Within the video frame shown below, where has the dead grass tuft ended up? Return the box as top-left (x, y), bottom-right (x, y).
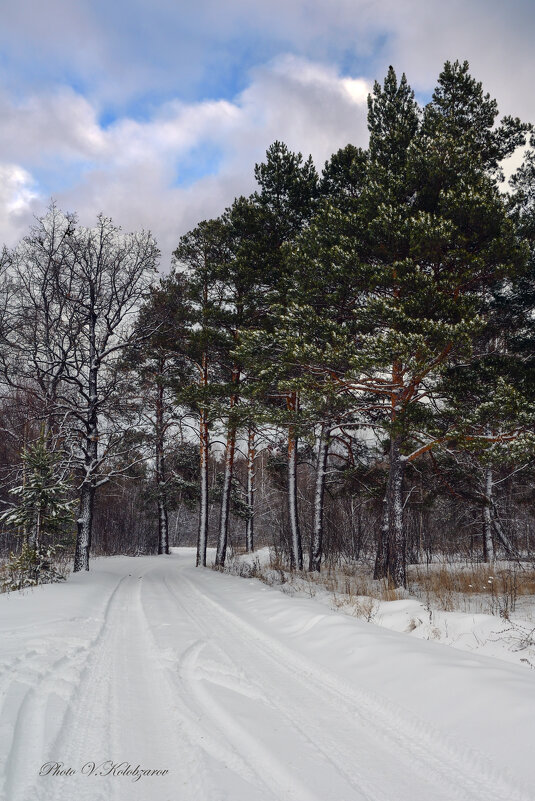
top-left (409, 563), bottom-right (535, 618)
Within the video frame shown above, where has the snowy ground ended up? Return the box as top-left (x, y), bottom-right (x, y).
top-left (1, 549), bottom-right (535, 801)
top-left (230, 549), bottom-right (535, 670)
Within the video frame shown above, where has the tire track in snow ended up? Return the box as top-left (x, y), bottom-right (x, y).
top-left (1, 576), bottom-right (130, 801)
top-left (0, 647), bottom-right (89, 801)
top-left (188, 573), bottom-right (526, 801)
top-left (179, 569), bottom-right (533, 801)
top-left (140, 569), bottom-right (291, 801)
top-left (4, 555), bottom-right (532, 801)
top-left (0, 624), bottom-right (97, 724)
top-left (178, 639), bottom-right (330, 801)
top-left (36, 568), bottom-right (258, 801)
top-left (170, 572), bottom-right (435, 800)
top-left (135, 568), bottom-right (273, 801)
top-left (178, 637), bottom-right (381, 801)
top-left (161, 571), bottom-right (382, 801)
top-left (32, 573), bottom-right (198, 801)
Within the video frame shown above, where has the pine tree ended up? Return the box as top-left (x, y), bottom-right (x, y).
top-left (173, 218), bottom-right (229, 566)
top-left (249, 143), bottom-right (319, 570)
top-left (364, 64), bottom-right (527, 585)
top-left (260, 64), bottom-right (528, 586)
top-left (123, 274), bottom-right (192, 555)
top-left (212, 197), bottom-right (276, 567)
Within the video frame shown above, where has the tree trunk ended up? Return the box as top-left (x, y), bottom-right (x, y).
top-left (27, 516), bottom-right (37, 550)
top-left (157, 495), bottom-right (169, 555)
top-left (491, 500), bottom-right (516, 557)
top-left (215, 426), bottom-right (236, 568)
top-left (215, 368), bottom-right (239, 569)
top-left (287, 391), bottom-right (303, 571)
top-left (74, 480), bottom-right (94, 572)
top-left (374, 438), bottom-right (406, 587)
top-left (21, 419), bottom-right (29, 546)
top-left (245, 426), bottom-right (255, 553)
top-left (374, 490), bottom-right (390, 580)
top-left (387, 439), bottom-right (406, 587)
top-left (196, 347), bottom-right (210, 567)
top-left (34, 510), bottom-right (41, 553)
top-left (309, 422), bottom-right (330, 572)
top-left (155, 378), bottom-right (169, 555)
top-left (482, 466), bottom-right (495, 563)
top-left (197, 410), bottom-right (209, 567)
top-left (73, 311), bottom-right (98, 573)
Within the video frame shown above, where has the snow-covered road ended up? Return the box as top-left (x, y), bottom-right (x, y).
top-left (1, 549), bottom-right (534, 801)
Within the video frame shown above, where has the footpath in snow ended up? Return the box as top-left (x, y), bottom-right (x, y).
top-left (0, 548), bottom-right (534, 801)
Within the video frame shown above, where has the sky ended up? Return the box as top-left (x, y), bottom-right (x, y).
top-left (1, 0), bottom-right (534, 267)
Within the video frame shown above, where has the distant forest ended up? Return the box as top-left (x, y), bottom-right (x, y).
top-left (1, 60), bottom-right (535, 590)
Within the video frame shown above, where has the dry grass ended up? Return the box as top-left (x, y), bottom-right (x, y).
top-left (331, 592), bottom-right (379, 622)
top-left (290, 564), bottom-right (404, 603)
top-left (222, 549), bottom-right (535, 622)
top-left (408, 563), bottom-right (535, 618)
top-left (222, 550), bottom-right (403, 621)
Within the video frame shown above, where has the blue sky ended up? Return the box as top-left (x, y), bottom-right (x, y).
top-left (1, 0), bottom-right (534, 265)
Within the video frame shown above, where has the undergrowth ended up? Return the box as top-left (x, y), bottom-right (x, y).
top-left (0, 543), bottom-right (71, 593)
top-left (220, 549), bottom-right (535, 623)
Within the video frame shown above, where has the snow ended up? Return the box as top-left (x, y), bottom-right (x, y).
top-left (234, 549), bottom-right (535, 669)
top-left (361, 596), bottom-right (535, 666)
top-left (1, 548), bottom-right (535, 800)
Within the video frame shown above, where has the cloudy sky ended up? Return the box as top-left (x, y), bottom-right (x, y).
top-left (1, 0), bottom-right (534, 266)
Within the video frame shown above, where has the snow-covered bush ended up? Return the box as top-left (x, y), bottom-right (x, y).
top-left (0, 434), bottom-right (75, 590)
top-left (0, 542), bottom-right (67, 592)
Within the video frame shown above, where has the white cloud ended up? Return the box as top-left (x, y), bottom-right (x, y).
top-left (342, 78), bottom-right (369, 105)
top-left (0, 57), bottom-right (371, 267)
top-left (0, 165), bottom-right (37, 212)
top-left (0, 89), bottom-right (105, 165)
top-left (0, 163), bottom-right (39, 244)
top-left (2, 0), bottom-right (533, 268)
top-left (2, 0), bottom-right (533, 123)
top-left (380, 1), bottom-right (535, 124)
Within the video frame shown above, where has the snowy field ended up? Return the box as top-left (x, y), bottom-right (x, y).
top-left (1, 549), bottom-right (535, 801)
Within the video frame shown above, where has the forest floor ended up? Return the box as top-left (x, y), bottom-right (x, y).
top-left (1, 548), bottom-right (535, 801)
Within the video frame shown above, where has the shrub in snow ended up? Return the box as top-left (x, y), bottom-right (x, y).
top-left (0, 434), bottom-right (75, 590)
top-left (1, 542), bottom-right (66, 591)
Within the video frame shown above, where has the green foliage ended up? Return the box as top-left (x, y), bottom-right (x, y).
top-left (234, 60), bottom-right (532, 482)
top-left (1, 542), bottom-right (67, 592)
top-left (1, 436), bottom-right (75, 542)
top-left (321, 145), bottom-right (368, 204)
top-left (0, 435), bottom-right (74, 589)
top-left (162, 59), bottom-right (534, 565)
top-left (254, 140), bottom-right (319, 239)
top-left (166, 442), bottom-right (201, 511)
top-left (367, 65), bottom-right (420, 177)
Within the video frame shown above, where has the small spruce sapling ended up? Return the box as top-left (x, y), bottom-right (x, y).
top-left (1, 434), bottom-right (75, 589)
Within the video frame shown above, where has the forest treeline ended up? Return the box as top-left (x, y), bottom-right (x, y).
top-left (1, 60), bottom-right (535, 590)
